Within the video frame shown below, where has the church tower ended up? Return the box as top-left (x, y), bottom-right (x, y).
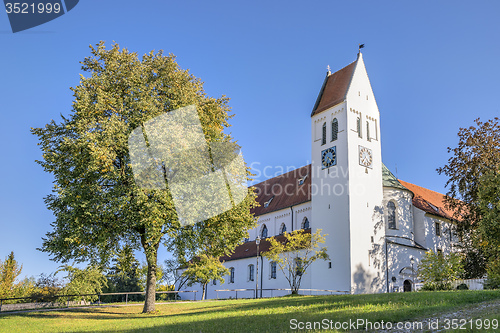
top-left (310, 52), bottom-right (384, 293)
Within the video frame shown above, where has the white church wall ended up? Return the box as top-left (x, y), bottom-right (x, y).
top-left (311, 101), bottom-right (353, 293)
top-left (383, 188), bottom-right (414, 246)
top-left (345, 53), bottom-right (384, 294)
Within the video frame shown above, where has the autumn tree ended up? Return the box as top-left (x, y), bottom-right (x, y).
top-left (182, 254), bottom-right (229, 300)
top-left (0, 252), bottom-right (23, 298)
top-left (417, 250), bottom-right (463, 290)
top-left (437, 117), bottom-right (500, 277)
top-left (261, 229), bottom-right (329, 294)
top-left (32, 42), bottom-right (256, 312)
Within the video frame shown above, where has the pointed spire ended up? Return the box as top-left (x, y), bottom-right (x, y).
top-left (326, 65), bottom-right (331, 75)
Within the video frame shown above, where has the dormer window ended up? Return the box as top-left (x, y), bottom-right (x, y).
top-left (264, 196), bottom-right (274, 208)
top-left (298, 174), bottom-right (308, 185)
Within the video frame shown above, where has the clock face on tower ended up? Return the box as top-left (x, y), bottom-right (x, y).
top-left (321, 147), bottom-right (337, 169)
top-left (359, 146), bottom-right (373, 168)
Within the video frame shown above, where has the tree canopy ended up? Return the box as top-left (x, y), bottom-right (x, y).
top-left (32, 42), bottom-right (257, 312)
top-left (261, 229), bottom-right (329, 294)
top-left (437, 117), bottom-right (500, 277)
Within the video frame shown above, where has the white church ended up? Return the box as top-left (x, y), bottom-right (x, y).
top-left (178, 52), bottom-right (459, 299)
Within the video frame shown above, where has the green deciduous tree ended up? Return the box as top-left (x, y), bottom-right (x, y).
top-left (261, 229), bottom-right (329, 294)
top-left (59, 265), bottom-right (107, 302)
top-left (32, 42), bottom-right (256, 312)
top-left (417, 250), bottom-right (464, 290)
top-left (0, 252), bottom-right (23, 298)
top-left (182, 254), bottom-right (229, 300)
top-left (437, 118), bottom-right (500, 277)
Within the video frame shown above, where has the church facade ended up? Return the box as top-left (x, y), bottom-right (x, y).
top-left (178, 53), bottom-right (459, 299)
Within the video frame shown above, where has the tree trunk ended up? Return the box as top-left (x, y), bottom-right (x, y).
top-left (142, 237), bottom-right (159, 313)
top-left (202, 283), bottom-right (207, 300)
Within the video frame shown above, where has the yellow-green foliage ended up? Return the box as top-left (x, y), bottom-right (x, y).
top-left (262, 229), bottom-right (329, 294)
top-left (418, 250), bottom-right (463, 290)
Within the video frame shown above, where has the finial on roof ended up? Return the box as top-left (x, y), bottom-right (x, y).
top-left (326, 65), bottom-right (331, 75)
top-left (358, 43), bottom-right (365, 53)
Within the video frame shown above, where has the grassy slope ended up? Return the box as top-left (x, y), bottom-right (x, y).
top-left (0, 290), bottom-right (499, 332)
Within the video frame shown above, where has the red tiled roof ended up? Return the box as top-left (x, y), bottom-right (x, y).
top-left (221, 229), bottom-right (311, 262)
top-left (250, 165), bottom-right (311, 216)
top-left (398, 180), bottom-right (456, 220)
top-left (311, 60), bottom-right (357, 116)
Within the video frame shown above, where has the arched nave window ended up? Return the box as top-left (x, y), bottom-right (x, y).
top-left (229, 267), bottom-right (235, 283)
top-left (301, 217), bottom-right (310, 230)
top-left (322, 122), bottom-right (327, 145)
top-left (270, 261), bottom-right (277, 279)
top-left (387, 201), bottom-right (397, 229)
top-left (261, 224), bottom-right (268, 239)
top-left (279, 223), bottom-right (287, 235)
top-left (331, 118), bottom-right (338, 142)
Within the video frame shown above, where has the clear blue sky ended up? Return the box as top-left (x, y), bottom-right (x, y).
top-left (1, 1), bottom-right (499, 279)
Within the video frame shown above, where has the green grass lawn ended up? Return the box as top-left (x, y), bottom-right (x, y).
top-left (1, 290), bottom-right (499, 332)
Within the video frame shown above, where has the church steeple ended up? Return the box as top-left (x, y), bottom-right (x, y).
top-left (311, 59), bottom-right (357, 117)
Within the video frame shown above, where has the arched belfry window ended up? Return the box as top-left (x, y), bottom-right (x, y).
top-left (357, 117), bottom-right (362, 138)
top-left (279, 223), bottom-right (287, 235)
top-left (387, 201), bottom-right (396, 229)
top-left (261, 224), bottom-right (268, 238)
top-left (301, 217), bottom-right (310, 230)
top-left (366, 121), bottom-right (370, 141)
top-left (331, 118), bottom-right (338, 142)
top-left (322, 122), bottom-right (326, 145)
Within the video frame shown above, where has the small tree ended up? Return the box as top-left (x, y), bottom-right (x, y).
top-left (0, 252), bottom-right (23, 298)
top-left (182, 254), bottom-right (229, 300)
top-left (164, 258), bottom-right (189, 291)
top-left (59, 265), bottom-right (107, 303)
top-left (418, 250), bottom-right (464, 290)
top-left (262, 229), bottom-right (329, 294)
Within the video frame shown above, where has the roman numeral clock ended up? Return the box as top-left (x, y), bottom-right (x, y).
top-left (321, 146), bottom-right (337, 169)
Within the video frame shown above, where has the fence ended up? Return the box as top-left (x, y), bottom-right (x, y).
top-left (214, 288), bottom-right (350, 300)
top-left (0, 290), bottom-right (198, 312)
top-left (452, 278), bottom-right (485, 290)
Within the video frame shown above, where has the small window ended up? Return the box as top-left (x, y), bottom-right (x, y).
top-left (366, 121), bottom-right (370, 142)
top-left (437, 249), bottom-right (443, 257)
top-left (387, 201), bottom-right (396, 229)
top-left (322, 122), bottom-right (326, 145)
top-left (331, 118), bottom-right (338, 142)
top-left (212, 279), bottom-right (217, 285)
top-left (270, 262), bottom-right (277, 279)
top-left (263, 196), bottom-right (274, 208)
top-left (248, 264), bottom-right (255, 281)
top-left (357, 117), bottom-right (362, 138)
top-left (261, 224), bottom-right (268, 238)
top-left (301, 217), bottom-right (310, 230)
top-left (279, 223), bottom-right (287, 235)
top-left (230, 267), bottom-right (235, 283)
top-left (435, 222), bottom-right (441, 236)
top-left (328, 262), bottom-right (332, 269)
